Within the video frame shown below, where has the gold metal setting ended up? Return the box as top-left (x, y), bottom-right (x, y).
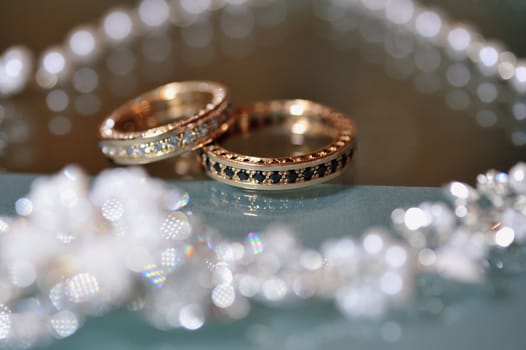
top-left (201, 99), bottom-right (356, 190)
top-left (99, 81), bottom-right (231, 165)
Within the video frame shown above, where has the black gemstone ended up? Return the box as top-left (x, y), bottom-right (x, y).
top-left (348, 148), bottom-right (355, 159)
top-left (224, 167), bottom-right (234, 179)
top-left (287, 170), bottom-right (298, 183)
top-left (213, 162), bottom-right (222, 174)
top-left (303, 167), bottom-right (314, 181)
top-left (331, 159), bottom-right (339, 173)
top-left (317, 164), bottom-right (327, 177)
top-left (341, 153), bottom-right (348, 167)
top-left (237, 170), bottom-right (249, 181)
top-left (269, 171), bottom-right (281, 184)
top-left (253, 171), bottom-right (266, 183)
top-left (205, 157), bottom-right (211, 170)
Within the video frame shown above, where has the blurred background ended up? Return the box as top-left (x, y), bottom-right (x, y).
top-left (0, 0), bottom-right (524, 186)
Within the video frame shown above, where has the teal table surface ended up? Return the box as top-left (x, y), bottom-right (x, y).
top-left (0, 173), bottom-right (525, 350)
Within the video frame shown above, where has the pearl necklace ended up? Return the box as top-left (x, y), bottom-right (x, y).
top-left (0, 0), bottom-right (219, 97)
top-left (0, 0), bottom-right (525, 347)
top-left (1, 0), bottom-right (525, 99)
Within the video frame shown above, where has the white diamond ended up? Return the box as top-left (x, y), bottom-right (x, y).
top-left (103, 146), bottom-right (116, 156)
top-left (167, 135), bottom-right (180, 148)
top-left (117, 148), bottom-right (127, 157)
top-left (140, 143), bottom-right (153, 154)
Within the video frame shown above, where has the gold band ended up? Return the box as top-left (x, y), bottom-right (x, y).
top-left (99, 81), bottom-right (231, 165)
top-left (201, 100), bottom-right (356, 190)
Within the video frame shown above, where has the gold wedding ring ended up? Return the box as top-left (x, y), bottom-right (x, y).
top-left (201, 100), bottom-right (356, 190)
top-left (99, 81), bottom-right (231, 165)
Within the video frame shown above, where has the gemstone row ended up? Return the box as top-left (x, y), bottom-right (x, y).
top-left (204, 132), bottom-right (354, 168)
top-left (101, 114), bottom-right (225, 160)
top-left (203, 148), bottom-right (354, 185)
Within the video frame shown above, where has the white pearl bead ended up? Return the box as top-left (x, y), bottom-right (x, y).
top-left (138, 0), bottom-right (171, 28)
top-left (66, 26), bottom-right (101, 62)
top-left (415, 10), bottom-right (443, 39)
top-left (384, 0), bottom-right (414, 25)
top-left (102, 8), bottom-right (135, 43)
top-left (39, 47), bottom-right (70, 83)
top-left (477, 43), bottom-right (502, 76)
top-left (445, 25), bottom-right (474, 59)
top-left (72, 67), bottom-right (99, 93)
top-left (512, 100), bottom-right (526, 121)
top-left (0, 46), bottom-right (33, 97)
top-left (46, 89), bottom-right (69, 112)
top-left (509, 162), bottom-right (526, 194)
top-left (476, 81), bottom-right (498, 103)
top-left (497, 51), bottom-right (517, 80)
top-left (511, 60), bottom-right (526, 93)
top-left (446, 63), bottom-right (471, 87)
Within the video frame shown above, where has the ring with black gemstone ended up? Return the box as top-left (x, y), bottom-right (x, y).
top-left (201, 99), bottom-right (356, 190)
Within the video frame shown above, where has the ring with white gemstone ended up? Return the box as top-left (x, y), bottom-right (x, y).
top-left (202, 99), bottom-right (357, 190)
top-left (99, 81), bottom-right (231, 165)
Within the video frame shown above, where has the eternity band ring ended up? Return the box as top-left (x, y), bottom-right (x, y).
top-left (99, 81), bottom-right (231, 165)
top-left (201, 99), bottom-right (356, 190)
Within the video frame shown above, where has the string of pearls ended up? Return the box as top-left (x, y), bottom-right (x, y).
top-left (317, 0), bottom-right (526, 89)
top-left (0, 162), bottom-right (524, 346)
top-left (2, 0), bottom-right (526, 135)
top-left (3, 0), bottom-right (526, 101)
top-left (316, 0), bottom-right (526, 145)
top-left (0, 0), bottom-right (276, 98)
